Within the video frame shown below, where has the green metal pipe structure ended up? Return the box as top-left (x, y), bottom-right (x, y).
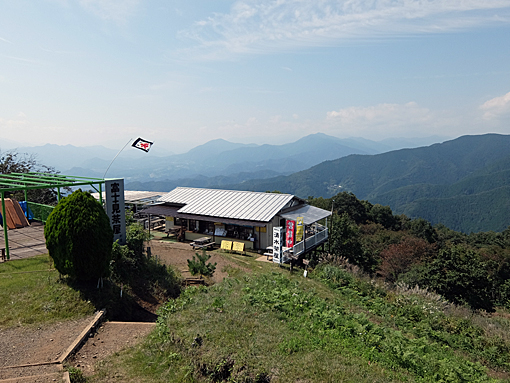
top-left (0, 172), bottom-right (109, 261)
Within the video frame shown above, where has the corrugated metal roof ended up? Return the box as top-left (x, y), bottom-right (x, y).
top-left (143, 204), bottom-right (267, 227)
top-left (280, 204), bottom-right (332, 226)
top-left (158, 187), bottom-right (295, 222)
top-left (91, 191), bottom-right (163, 204)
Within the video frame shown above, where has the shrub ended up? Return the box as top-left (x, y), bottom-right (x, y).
top-left (378, 237), bottom-right (437, 282)
top-left (187, 251), bottom-right (217, 277)
top-left (400, 245), bottom-right (494, 311)
top-left (110, 221), bottom-right (181, 299)
top-left (44, 189), bottom-right (113, 281)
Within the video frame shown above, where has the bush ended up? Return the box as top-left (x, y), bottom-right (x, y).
top-left (400, 245), bottom-right (494, 311)
top-left (110, 221), bottom-right (181, 299)
top-left (187, 251), bottom-right (217, 277)
top-left (44, 189), bottom-right (113, 281)
top-left (378, 237), bottom-right (437, 282)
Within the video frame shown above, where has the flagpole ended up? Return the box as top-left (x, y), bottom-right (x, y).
top-left (103, 138), bottom-right (133, 179)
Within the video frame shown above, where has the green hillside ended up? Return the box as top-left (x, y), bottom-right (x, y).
top-left (229, 134), bottom-right (510, 233)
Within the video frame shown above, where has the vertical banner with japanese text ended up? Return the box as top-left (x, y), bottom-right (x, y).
top-left (273, 226), bottom-right (284, 264)
top-left (286, 220), bottom-right (296, 247)
top-left (105, 179), bottom-right (126, 245)
top-left (295, 217), bottom-right (304, 243)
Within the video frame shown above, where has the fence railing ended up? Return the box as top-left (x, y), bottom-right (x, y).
top-left (26, 202), bottom-right (54, 223)
top-left (292, 227), bottom-right (329, 257)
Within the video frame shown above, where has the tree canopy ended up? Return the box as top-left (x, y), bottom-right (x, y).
top-left (0, 150), bottom-right (62, 204)
top-left (44, 189), bottom-right (113, 281)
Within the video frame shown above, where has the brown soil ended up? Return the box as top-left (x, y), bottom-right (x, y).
top-left (148, 239), bottom-right (245, 284)
top-left (68, 321), bottom-right (156, 376)
top-left (0, 316), bottom-right (97, 368)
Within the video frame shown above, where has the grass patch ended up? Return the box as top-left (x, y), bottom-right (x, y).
top-left (89, 273), bottom-right (411, 382)
top-left (313, 264), bottom-right (510, 376)
top-left (90, 264), bottom-right (510, 382)
top-left (0, 255), bottom-right (96, 328)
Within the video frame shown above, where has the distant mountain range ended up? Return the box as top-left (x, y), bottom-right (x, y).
top-left (14, 132), bottom-right (508, 233)
top-left (224, 134), bottom-right (510, 233)
top-left (3, 133), bottom-right (448, 185)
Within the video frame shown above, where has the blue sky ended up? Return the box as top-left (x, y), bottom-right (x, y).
top-left (1, 0), bottom-right (510, 152)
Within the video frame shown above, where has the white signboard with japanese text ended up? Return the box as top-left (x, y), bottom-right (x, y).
top-left (105, 179), bottom-right (126, 245)
top-left (272, 226), bottom-right (284, 264)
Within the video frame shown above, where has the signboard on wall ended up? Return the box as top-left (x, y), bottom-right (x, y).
top-left (286, 220), bottom-right (296, 247)
top-left (273, 226), bottom-right (284, 264)
top-left (295, 217), bottom-right (304, 242)
top-left (105, 179), bottom-right (126, 245)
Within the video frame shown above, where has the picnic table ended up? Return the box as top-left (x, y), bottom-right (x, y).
top-left (191, 236), bottom-right (215, 250)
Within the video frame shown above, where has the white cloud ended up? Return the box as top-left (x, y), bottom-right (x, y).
top-left (480, 91), bottom-right (510, 119)
top-left (179, 0), bottom-right (510, 59)
top-left (196, 102), bottom-right (466, 145)
top-left (328, 101), bottom-right (430, 123)
top-left (79, 0), bottom-right (140, 24)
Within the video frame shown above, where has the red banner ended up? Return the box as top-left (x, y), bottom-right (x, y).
top-left (286, 220), bottom-right (296, 247)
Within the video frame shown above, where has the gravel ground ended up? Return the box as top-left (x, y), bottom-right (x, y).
top-left (0, 315), bottom-right (96, 368)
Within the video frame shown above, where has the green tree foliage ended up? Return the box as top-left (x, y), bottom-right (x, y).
top-left (434, 223), bottom-right (467, 247)
top-left (369, 204), bottom-right (400, 230)
top-left (187, 250), bottom-right (217, 277)
top-left (400, 245), bottom-right (494, 311)
top-left (44, 189), bottom-right (113, 281)
top-left (110, 218), bottom-right (151, 280)
top-left (310, 191), bottom-right (371, 224)
top-left (328, 213), bottom-right (375, 271)
top-left (110, 220), bottom-right (181, 299)
top-left (0, 150), bottom-right (63, 205)
top-left (311, 188), bottom-right (510, 310)
top-left (409, 218), bottom-right (438, 243)
top-left (333, 192), bottom-right (372, 224)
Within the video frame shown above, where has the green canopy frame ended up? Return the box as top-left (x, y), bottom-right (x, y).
top-left (0, 172), bottom-right (107, 260)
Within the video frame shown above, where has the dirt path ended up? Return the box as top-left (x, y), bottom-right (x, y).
top-left (0, 315), bottom-right (96, 368)
top-left (148, 239), bottom-right (247, 283)
top-left (68, 321), bottom-right (156, 376)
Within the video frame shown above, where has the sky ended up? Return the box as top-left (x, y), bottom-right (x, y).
top-left (1, 0), bottom-right (510, 153)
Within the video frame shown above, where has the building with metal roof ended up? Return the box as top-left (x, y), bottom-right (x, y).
top-left (143, 187), bottom-right (331, 259)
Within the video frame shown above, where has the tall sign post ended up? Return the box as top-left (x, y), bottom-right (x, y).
top-left (105, 179), bottom-right (126, 245)
top-left (273, 226), bottom-right (284, 264)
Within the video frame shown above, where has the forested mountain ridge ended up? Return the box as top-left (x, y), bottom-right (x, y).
top-left (227, 134), bottom-right (510, 233)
